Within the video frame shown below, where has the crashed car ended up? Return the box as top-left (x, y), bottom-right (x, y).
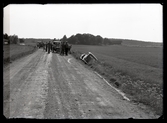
top-left (80, 52), bottom-right (98, 64)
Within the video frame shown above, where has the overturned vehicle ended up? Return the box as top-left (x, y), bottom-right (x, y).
top-left (80, 52), bottom-right (98, 64)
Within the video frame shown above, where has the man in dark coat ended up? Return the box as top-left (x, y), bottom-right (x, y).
top-left (64, 41), bottom-right (68, 56)
top-left (61, 41), bottom-right (65, 55)
top-left (48, 41), bottom-right (51, 54)
top-left (50, 41), bottom-right (53, 53)
top-left (45, 42), bottom-right (48, 52)
top-left (68, 44), bottom-right (72, 54)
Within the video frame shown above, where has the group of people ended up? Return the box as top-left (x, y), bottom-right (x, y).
top-left (43, 41), bottom-right (52, 54)
top-left (39, 40), bottom-right (72, 56)
top-left (59, 41), bottom-right (70, 56)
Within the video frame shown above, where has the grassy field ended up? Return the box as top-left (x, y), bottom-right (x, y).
top-left (3, 44), bottom-right (37, 65)
top-left (3, 38), bottom-right (51, 65)
top-left (71, 43), bottom-right (163, 115)
top-left (121, 40), bottom-right (163, 47)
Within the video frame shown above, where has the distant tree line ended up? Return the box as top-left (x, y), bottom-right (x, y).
top-left (66, 33), bottom-right (122, 45)
top-left (3, 33), bottom-right (24, 44)
top-left (3, 33), bottom-right (124, 45)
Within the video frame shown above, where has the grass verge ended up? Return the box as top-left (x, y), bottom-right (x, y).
top-left (71, 50), bottom-right (163, 116)
top-left (3, 44), bottom-right (37, 66)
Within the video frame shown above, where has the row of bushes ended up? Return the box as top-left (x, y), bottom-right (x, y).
top-left (3, 33), bottom-right (24, 44)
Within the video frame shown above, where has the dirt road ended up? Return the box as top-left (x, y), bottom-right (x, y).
top-left (3, 49), bottom-right (158, 119)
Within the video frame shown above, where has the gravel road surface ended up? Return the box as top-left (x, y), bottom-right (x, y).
top-left (3, 49), bottom-right (158, 119)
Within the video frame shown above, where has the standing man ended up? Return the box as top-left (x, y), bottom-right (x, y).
top-left (61, 35), bottom-right (67, 56)
top-left (59, 42), bottom-right (62, 55)
top-left (43, 42), bottom-right (45, 51)
top-left (48, 41), bottom-right (51, 54)
top-left (68, 44), bottom-right (72, 54)
top-left (65, 41), bottom-right (68, 56)
top-left (51, 42), bottom-right (53, 53)
top-left (45, 42), bottom-right (48, 52)
top-left (60, 41), bottom-right (64, 55)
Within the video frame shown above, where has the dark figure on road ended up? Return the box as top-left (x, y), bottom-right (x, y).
top-left (43, 42), bottom-right (45, 51)
top-left (50, 42), bottom-right (53, 53)
top-left (60, 41), bottom-right (65, 56)
top-left (45, 42), bottom-right (48, 52)
top-left (59, 42), bottom-right (62, 55)
top-left (49, 42), bottom-right (51, 53)
top-left (48, 41), bottom-right (51, 54)
top-left (62, 42), bottom-right (66, 55)
top-left (65, 41), bottom-right (68, 56)
top-left (68, 44), bottom-right (72, 54)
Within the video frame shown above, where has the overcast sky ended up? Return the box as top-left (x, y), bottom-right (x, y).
top-left (3, 4), bottom-right (162, 42)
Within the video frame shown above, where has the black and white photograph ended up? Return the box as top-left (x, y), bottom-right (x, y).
top-left (3, 4), bottom-right (163, 119)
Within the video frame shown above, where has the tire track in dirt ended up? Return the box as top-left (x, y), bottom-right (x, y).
top-left (3, 50), bottom-right (41, 118)
top-left (45, 54), bottom-right (80, 119)
top-left (61, 55), bottom-right (123, 118)
top-left (4, 50), bottom-right (52, 118)
top-left (44, 53), bottom-right (65, 119)
top-left (58, 55), bottom-right (101, 119)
